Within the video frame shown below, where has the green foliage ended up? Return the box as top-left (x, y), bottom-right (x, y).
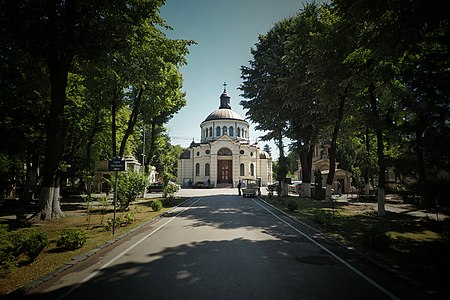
top-left (287, 200), bottom-right (298, 212)
top-left (0, 229), bottom-right (48, 270)
top-left (117, 171), bottom-right (147, 211)
top-left (151, 200), bottom-right (163, 212)
top-left (164, 182), bottom-right (179, 199)
top-left (57, 228), bottom-right (87, 250)
top-left (98, 196), bottom-right (110, 224)
top-left (1, 0), bottom-right (192, 218)
top-left (104, 213), bottom-right (135, 231)
top-left (22, 232), bottom-right (48, 261)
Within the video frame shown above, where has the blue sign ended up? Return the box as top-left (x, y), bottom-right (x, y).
top-left (108, 157), bottom-right (125, 171)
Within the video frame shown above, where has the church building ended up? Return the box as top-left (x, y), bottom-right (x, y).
top-left (177, 86), bottom-right (272, 188)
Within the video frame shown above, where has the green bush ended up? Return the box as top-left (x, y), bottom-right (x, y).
top-left (164, 182), bottom-right (180, 198)
top-left (57, 228), bottom-right (87, 250)
top-left (0, 237), bottom-right (19, 270)
top-left (361, 226), bottom-right (392, 250)
top-left (151, 200), bottom-right (163, 212)
top-left (117, 171), bottom-right (147, 210)
top-left (123, 212), bottom-right (135, 225)
top-left (104, 213), bottom-right (135, 231)
top-left (0, 230), bottom-right (48, 269)
top-left (287, 200), bottom-right (298, 212)
top-left (22, 232), bottom-right (48, 261)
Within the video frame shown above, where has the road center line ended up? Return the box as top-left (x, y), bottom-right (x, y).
top-left (252, 198), bottom-right (399, 300)
top-left (56, 197), bottom-right (202, 300)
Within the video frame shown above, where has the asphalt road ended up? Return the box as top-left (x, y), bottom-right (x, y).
top-left (22, 193), bottom-right (429, 300)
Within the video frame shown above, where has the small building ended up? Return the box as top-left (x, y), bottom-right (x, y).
top-left (297, 144), bottom-right (352, 193)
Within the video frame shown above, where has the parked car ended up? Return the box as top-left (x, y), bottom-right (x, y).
top-left (288, 181), bottom-right (302, 193)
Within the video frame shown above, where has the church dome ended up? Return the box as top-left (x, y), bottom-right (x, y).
top-left (202, 86), bottom-right (246, 122)
top-left (203, 108), bottom-right (245, 122)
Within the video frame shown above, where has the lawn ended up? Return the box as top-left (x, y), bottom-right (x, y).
top-left (0, 196), bottom-right (187, 295)
top-left (262, 195), bottom-right (450, 296)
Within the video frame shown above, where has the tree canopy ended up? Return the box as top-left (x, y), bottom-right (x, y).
top-left (240, 0), bottom-right (450, 211)
top-left (0, 0), bottom-right (193, 220)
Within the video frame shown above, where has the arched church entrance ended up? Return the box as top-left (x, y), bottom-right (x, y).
top-left (217, 148), bottom-right (232, 184)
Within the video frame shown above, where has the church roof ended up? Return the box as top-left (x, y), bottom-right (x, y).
top-left (179, 150), bottom-right (191, 159)
top-left (203, 108), bottom-right (245, 122)
top-left (203, 86), bottom-right (246, 122)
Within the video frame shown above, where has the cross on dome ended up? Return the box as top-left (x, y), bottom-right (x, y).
top-left (223, 82), bottom-right (227, 92)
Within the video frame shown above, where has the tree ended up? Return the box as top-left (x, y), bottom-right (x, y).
top-left (2, 0), bottom-right (166, 220)
top-left (0, 45), bottom-right (48, 200)
top-left (263, 144), bottom-right (272, 157)
top-left (282, 3), bottom-right (329, 198)
top-left (240, 19), bottom-right (293, 195)
top-left (334, 0), bottom-right (450, 213)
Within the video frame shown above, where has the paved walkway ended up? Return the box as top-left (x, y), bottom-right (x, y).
top-left (333, 193), bottom-right (448, 221)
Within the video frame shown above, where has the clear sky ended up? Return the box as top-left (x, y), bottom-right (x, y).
top-left (160, 0), bottom-right (307, 159)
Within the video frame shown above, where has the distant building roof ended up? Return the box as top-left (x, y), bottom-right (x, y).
top-left (179, 150), bottom-right (191, 159)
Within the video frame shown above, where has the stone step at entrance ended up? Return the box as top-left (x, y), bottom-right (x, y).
top-left (216, 183), bottom-right (233, 188)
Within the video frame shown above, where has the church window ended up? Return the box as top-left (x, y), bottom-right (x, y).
top-left (237, 127), bottom-right (240, 137)
top-left (240, 163), bottom-right (245, 176)
top-left (216, 126), bottom-right (221, 136)
top-left (195, 163), bottom-right (200, 176)
top-left (240, 150), bottom-right (244, 155)
top-left (197, 151), bottom-right (200, 156)
top-left (205, 163), bottom-right (210, 176)
top-left (205, 129), bottom-right (208, 138)
top-left (223, 126), bottom-right (227, 135)
top-left (205, 150), bottom-right (210, 154)
top-left (209, 127), bottom-right (212, 137)
top-left (229, 126), bottom-right (234, 136)
top-left (250, 152), bottom-right (253, 157)
top-left (250, 163), bottom-right (254, 176)
top-left (218, 148), bottom-right (232, 156)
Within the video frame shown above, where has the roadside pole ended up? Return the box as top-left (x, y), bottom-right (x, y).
top-left (108, 157), bottom-right (125, 235)
top-left (113, 171), bottom-right (118, 235)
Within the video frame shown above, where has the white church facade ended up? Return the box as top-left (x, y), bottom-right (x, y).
top-left (177, 87), bottom-right (272, 188)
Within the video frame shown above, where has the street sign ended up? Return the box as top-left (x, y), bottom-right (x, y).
top-left (108, 157), bottom-right (125, 171)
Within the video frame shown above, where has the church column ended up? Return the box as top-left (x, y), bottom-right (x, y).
top-left (211, 153), bottom-right (218, 187)
top-left (233, 153), bottom-right (240, 187)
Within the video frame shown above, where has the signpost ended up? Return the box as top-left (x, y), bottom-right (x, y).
top-left (108, 157), bottom-right (125, 235)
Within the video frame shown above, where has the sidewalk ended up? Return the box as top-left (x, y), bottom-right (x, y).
top-left (333, 193), bottom-right (448, 221)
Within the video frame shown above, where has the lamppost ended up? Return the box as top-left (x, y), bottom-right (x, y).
top-left (141, 126), bottom-right (146, 198)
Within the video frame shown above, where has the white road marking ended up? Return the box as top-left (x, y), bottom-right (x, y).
top-left (56, 198), bottom-right (202, 300)
top-left (252, 198), bottom-right (400, 300)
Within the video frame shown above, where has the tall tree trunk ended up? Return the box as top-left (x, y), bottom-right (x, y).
top-left (299, 143), bottom-right (314, 198)
top-left (118, 88), bottom-right (144, 157)
top-left (275, 129), bottom-right (288, 196)
top-left (36, 52), bottom-right (72, 220)
top-left (326, 87), bottom-right (347, 202)
top-left (369, 83), bottom-right (386, 216)
top-left (364, 126), bottom-right (371, 199)
top-left (35, 0), bottom-right (76, 220)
